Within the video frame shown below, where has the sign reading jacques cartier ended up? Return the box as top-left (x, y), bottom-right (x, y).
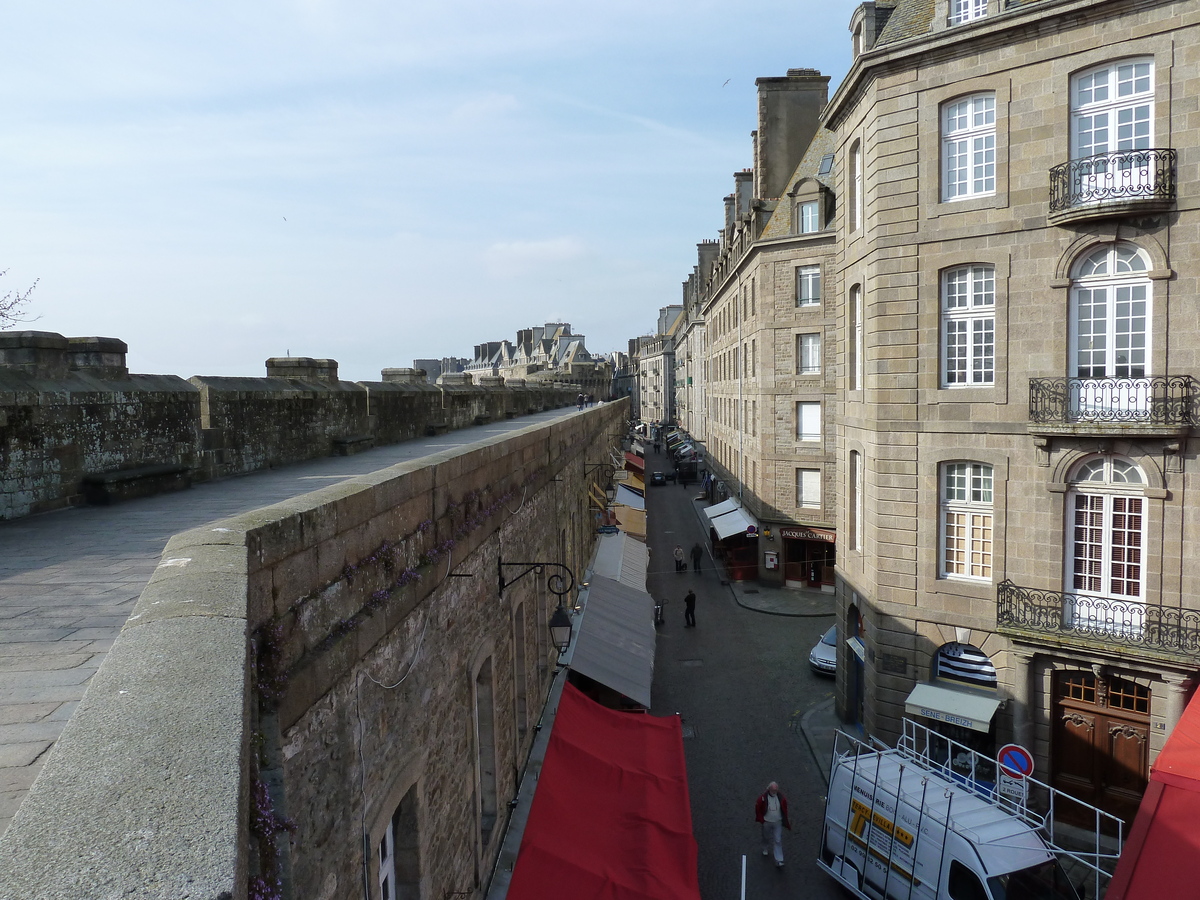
top-left (778, 526), bottom-right (836, 543)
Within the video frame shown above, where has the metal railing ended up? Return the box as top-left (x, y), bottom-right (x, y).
top-left (997, 580), bottom-right (1200, 659)
top-left (1028, 375), bottom-right (1198, 425)
top-left (1049, 148), bottom-right (1176, 212)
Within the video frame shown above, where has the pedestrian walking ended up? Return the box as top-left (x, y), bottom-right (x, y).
top-left (576, 392), bottom-right (584, 411)
top-left (683, 589), bottom-right (696, 626)
top-left (673, 544), bottom-right (685, 572)
top-left (690, 542), bottom-right (703, 573)
top-left (755, 782), bottom-right (791, 867)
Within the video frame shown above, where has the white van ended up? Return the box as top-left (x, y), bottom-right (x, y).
top-left (819, 721), bottom-right (1123, 900)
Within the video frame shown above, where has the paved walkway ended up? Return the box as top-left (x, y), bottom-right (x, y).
top-left (0, 407), bottom-right (579, 837)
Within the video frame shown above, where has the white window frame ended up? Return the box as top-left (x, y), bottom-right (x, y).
top-left (1071, 59), bottom-right (1153, 160)
top-left (796, 265), bottom-right (821, 307)
top-left (940, 462), bottom-right (993, 581)
top-left (797, 467), bottom-right (821, 509)
top-left (1065, 456), bottom-right (1147, 633)
top-left (800, 200), bottom-right (820, 233)
top-left (1069, 242), bottom-right (1152, 383)
top-left (850, 142), bottom-right (862, 231)
top-left (949, 0), bottom-right (987, 25)
top-left (796, 402), bottom-right (821, 442)
top-left (941, 265), bottom-right (995, 387)
top-left (378, 816), bottom-right (396, 900)
top-left (798, 333), bottom-right (821, 375)
top-left (942, 93), bottom-right (996, 200)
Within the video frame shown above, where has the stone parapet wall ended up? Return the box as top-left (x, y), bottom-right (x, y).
top-left (0, 401), bottom-right (627, 899)
top-left (0, 368), bottom-right (201, 520)
top-left (0, 332), bottom-right (576, 520)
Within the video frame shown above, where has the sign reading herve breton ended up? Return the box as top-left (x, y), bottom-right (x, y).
top-left (779, 526), bottom-right (836, 543)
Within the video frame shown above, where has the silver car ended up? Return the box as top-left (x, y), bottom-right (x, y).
top-left (809, 625), bottom-right (837, 675)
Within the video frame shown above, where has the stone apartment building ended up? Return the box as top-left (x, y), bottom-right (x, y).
top-left (636, 306), bottom-right (683, 425)
top-left (676, 69), bottom-right (843, 590)
top-left (827, 0), bottom-right (1200, 828)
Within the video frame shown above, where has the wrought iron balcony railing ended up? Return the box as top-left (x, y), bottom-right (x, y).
top-left (997, 580), bottom-right (1200, 660)
top-left (1028, 376), bottom-right (1198, 426)
top-left (1049, 148), bottom-right (1176, 213)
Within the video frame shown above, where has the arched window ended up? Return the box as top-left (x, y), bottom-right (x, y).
top-left (1066, 454), bottom-right (1147, 633)
top-left (1069, 243), bottom-right (1152, 417)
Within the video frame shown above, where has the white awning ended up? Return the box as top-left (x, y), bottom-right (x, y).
top-left (904, 682), bottom-right (1001, 734)
top-left (703, 498), bottom-right (741, 520)
top-left (711, 507), bottom-right (755, 540)
top-left (614, 485), bottom-right (645, 510)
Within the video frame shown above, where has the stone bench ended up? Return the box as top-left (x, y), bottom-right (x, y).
top-left (332, 434), bottom-right (374, 456)
top-left (81, 463), bottom-right (192, 506)
top-left (425, 421), bottom-right (449, 436)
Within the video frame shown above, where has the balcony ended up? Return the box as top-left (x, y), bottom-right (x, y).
top-left (1028, 375), bottom-right (1197, 438)
top-left (1048, 148), bottom-right (1176, 224)
top-left (997, 580), bottom-right (1200, 663)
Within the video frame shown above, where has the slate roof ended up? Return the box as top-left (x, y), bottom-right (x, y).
top-left (758, 127), bottom-right (840, 239)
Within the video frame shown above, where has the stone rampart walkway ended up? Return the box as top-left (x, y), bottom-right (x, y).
top-left (0, 407), bottom-right (578, 837)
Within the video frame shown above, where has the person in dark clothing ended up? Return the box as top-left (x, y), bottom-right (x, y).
top-left (690, 542), bottom-right (703, 572)
top-left (683, 589), bottom-right (696, 626)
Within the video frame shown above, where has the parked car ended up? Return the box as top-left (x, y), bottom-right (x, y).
top-left (650, 471), bottom-right (666, 486)
top-left (809, 625), bottom-right (837, 675)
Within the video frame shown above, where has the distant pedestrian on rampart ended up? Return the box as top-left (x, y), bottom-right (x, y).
top-left (577, 393), bottom-right (585, 410)
top-left (755, 782), bottom-right (791, 867)
top-left (683, 589), bottom-right (696, 626)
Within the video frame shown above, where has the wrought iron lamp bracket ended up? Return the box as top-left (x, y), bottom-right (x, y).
top-left (497, 559), bottom-right (576, 598)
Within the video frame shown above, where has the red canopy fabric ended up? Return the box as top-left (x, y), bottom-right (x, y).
top-left (1107, 691), bottom-right (1200, 900)
top-left (505, 682), bottom-right (700, 900)
top-left (624, 451), bottom-right (645, 472)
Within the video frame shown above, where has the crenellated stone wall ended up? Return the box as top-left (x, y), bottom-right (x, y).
top-left (0, 400), bottom-right (627, 900)
top-left (0, 333), bottom-right (575, 520)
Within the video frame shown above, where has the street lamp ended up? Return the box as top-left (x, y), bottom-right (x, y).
top-left (548, 602), bottom-right (574, 654)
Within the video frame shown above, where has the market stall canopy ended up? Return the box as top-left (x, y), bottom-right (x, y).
top-left (566, 576), bottom-right (655, 709)
top-left (1108, 692), bottom-right (1200, 900)
top-left (903, 682), bottom-right (1001, 734)
top-left (505, 683), bottom-right (700, 900)
top-left (614, 485), bottom-right (645, 510)
top-left (592, 531), bottom-right (649, 592)
top-left (624, 451), bottom-right (645, 472)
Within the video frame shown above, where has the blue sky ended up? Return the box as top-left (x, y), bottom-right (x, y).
top-left (1, 1), bottom-right (853, 381)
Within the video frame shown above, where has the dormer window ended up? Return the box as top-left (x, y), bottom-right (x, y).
top-left (800, 201), bottom-right (820, 233)
top-left (949, 0), bottom-right (987, 25)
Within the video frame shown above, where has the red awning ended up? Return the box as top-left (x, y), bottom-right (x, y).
top-left (1108, 691), bottom-right (1200, 900)
top-left (624, 451), bottom-right (645, 472)
top-left (506, 682), bottom-right (700, 900)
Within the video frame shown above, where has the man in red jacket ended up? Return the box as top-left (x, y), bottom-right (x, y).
top-left (754, 781), bottom-right (791, 867)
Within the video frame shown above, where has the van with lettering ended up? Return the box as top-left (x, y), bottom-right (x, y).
top-left (818, 720), bottom-right (1124, 900)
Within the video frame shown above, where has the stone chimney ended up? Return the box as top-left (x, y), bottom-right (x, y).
top-left (68, 337), bottom-right (129, 378)
top-left (753, 68), bottom-right (830, 201)
top-left (265, 357), bottom-right (339, 382)
top-left (0, 331), bottom-right (70, 379)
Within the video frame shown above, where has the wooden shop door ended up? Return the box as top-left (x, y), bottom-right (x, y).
top-left (1053, 670), bottom-right (1150, 829)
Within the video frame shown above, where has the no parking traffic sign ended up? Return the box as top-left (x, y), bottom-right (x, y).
top-left (997, 743), bottom-right (1035, 779)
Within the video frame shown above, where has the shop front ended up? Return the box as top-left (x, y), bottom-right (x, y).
top-left (780, 526), bottom-right (836, 591)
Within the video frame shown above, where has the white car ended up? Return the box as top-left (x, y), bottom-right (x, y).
top-left (809, 625), bottom-right (837, 675)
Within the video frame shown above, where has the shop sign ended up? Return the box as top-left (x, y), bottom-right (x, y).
top-left (779, 526), bottom-right (836, 543)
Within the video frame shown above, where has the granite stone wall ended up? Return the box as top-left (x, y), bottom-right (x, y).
top-left (0, 400), bottom-right (626, 900)
top-left (0, 332), bottom-right (574, 520)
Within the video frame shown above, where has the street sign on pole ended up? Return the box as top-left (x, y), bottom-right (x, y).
top-left (997, 743), bottom-right (1035, 779)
